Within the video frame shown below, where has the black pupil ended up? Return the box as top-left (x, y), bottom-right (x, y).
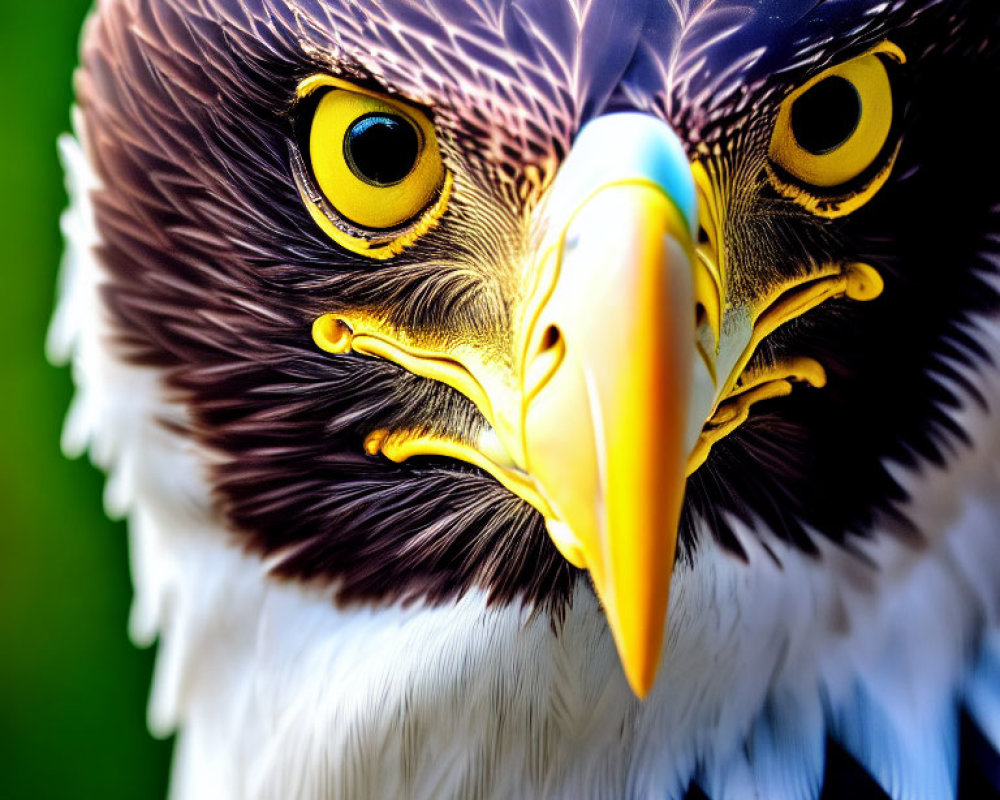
top-left (790, 76), bottom-right (862, 155)
top-left (344, 113), bottom-right (419, 186)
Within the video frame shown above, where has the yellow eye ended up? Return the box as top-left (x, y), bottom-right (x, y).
top-left (768, 42), bottom-right (905, 217)
top-left (294, 76), bottom-right (451, 259)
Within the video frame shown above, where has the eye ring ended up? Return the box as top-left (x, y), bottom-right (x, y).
top-left (767, 41), bottom-right (906, 218)
top-left (293, 75), bottom-right (452, 259)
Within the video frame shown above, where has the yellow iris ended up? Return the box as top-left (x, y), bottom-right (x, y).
top-left (768, 41), bottom-right (905, 216)
top-left (296, 75), bottom-right (450, 258)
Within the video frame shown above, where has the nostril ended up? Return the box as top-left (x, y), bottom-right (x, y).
top-left (539, 325), bottom-right (561, 353)
top-left (695, 303), bottom-right (708, 329)
top-left (527, 325), bottom-right (565, 397)
top-left (697, 226), bottom-right (710, 246)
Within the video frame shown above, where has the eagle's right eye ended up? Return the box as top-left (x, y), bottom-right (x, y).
top-left (308, 85), bottom-right (443, 230)
top-left (292, 75), bottom-right (452, 259)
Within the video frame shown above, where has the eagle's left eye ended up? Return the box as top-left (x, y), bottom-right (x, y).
top-left (293, 76), bottom-right (451, 258)
top-left (767, 42), bottom-right (906, 217)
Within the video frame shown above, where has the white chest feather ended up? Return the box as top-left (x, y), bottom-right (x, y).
top-left (51, 130), bottom-right (1000, 800)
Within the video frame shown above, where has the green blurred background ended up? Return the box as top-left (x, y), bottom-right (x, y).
top-left (0, 1), bottom-right (173, 796)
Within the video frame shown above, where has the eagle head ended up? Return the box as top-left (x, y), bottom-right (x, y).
top-left (60, 0), bottom-right (1000, 792)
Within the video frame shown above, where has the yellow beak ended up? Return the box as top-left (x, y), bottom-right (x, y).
top-left (313, 114), bottom-right (707, 698)
top-left (520, 182), bottom-right (695, 696)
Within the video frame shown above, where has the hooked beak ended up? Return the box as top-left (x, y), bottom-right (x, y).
top-left (519, 181), bottom-right (697, 696)
top-left (313, 114), bottom-right (716, 697)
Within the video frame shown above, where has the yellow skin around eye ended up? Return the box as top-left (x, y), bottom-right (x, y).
top-left (770, 51), bottom-right (894, 188)
top-left (309, 88), bottom-right (444, 229)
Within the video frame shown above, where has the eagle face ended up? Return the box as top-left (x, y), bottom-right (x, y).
top-left (60, 0), bottom-right (1000, 794)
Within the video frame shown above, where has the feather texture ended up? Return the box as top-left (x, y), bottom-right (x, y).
top-left (52, 1), bottom-right (1000, 797)
top-left (55, 126), bottom-right (1000, 798)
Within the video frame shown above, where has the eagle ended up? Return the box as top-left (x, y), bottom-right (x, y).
top-left (49, 0), bottom-right (1000, 797)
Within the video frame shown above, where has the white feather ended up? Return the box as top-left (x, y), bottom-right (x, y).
top-left (52, 126), bottom-right (1000, 800)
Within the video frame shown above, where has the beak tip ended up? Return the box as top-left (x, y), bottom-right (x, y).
top-left (621, 649), bottom-right (661, 699)
top-left (606, 601), bottom-right (668, 701)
